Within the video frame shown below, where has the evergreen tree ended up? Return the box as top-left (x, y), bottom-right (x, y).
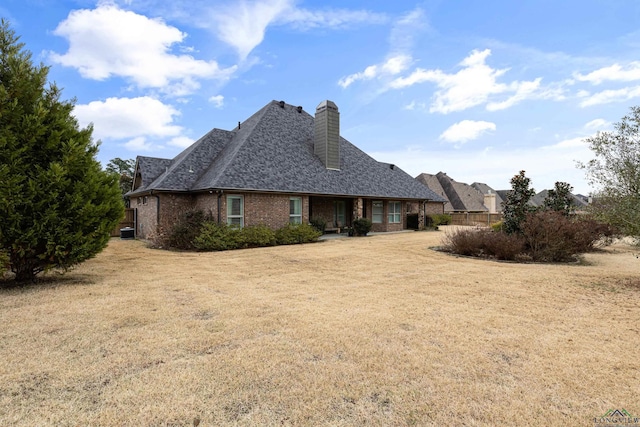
top-left (502, 170), bottom-right (536, 234)
top-left (106, 157), bottom-right (135, 199)
top-left (543, 181), bottom-right (575, 216)
top-left (0, 20), bottom-right (123, 281)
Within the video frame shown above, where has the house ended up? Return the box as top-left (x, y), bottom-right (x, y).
top-left (529, 189), bottom-right (590, 211)
top-left (471, 182), bottom-right (505, 213)
top-left (128, 100), bottom-right (446, 240)
top-left (415, 172), bottom-right (491, 213)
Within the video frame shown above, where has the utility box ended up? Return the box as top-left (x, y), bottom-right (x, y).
top-left (120, 227), bottom-right (135, 240)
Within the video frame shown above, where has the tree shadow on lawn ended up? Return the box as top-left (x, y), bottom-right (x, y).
top-left (0, 271), bottom-right (95, 292)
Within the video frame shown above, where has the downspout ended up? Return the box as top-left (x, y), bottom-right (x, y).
top-left (216, 190), bottom-right (224, 224)
top-left (150, 190), bottom-right (160, 231)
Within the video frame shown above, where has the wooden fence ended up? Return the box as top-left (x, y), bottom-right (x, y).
top-left (110, 208), bottom-right (136, 237)
top-left (449, 212), bottom-right (502, 227)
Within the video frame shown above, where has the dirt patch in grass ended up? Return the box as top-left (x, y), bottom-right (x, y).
top-left (1, 227), bottom-right (639, 426)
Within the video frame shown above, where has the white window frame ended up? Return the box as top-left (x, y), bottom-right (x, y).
top-left (372, 200), bottom-right (383, 224)
top-left (388, 201), bottom-right (401, 224)
top-left (290, 197), bottom-right (302, 224)
top-left (227, 195), bottom-right (244, 227)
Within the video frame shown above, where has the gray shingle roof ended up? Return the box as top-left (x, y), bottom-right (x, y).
top-left (130, 156), bottom-right (173, 194)
top-left (530, 189), bottom-right (589, 208)
top-left (416, 172), bottom-right (486, 212)
top-left (471, 182), bottom-right (505, 212)
top-left (130, 100), bottom-right (445, 201)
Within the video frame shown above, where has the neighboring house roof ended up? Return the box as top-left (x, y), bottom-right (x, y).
top-left (471, 182), bottom-right (505, 212)
top-left (415, 173), bottom-right (451, 210)
top-left (416, 172), bottom-right (487, 212)
top-left (529, 190), bottom-right (590, 209)
top-left (130, 100), bottom-right (445, 201)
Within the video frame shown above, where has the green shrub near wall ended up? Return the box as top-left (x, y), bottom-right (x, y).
top-left (241, 225), bottom-right (277, 247)
top-left (429, 214), bottom-right (452, 226)
top-left (275, 224), bottom-right (322, 245)
top-left (193, 223), bottom-right (245, 251)
top-left (353, 218), bottom-right (372, 236)
top-left (0, 249), bottom-right (9, 275)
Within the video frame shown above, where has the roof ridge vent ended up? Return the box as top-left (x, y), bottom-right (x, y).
top-left (297, 106), bottom-right (302, 113)
top-left (279, 100), bottom-right (285, 108)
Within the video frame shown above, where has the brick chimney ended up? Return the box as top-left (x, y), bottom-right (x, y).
top-left (314, 100), bottom-right (340, 170)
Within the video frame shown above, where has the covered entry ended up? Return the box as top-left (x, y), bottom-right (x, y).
top-left (309, 196), bottom-right (354, 232)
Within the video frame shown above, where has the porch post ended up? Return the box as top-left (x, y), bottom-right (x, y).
top-left (419, 201), bottom-right (425, 229)
top-left (353, 197), bottom-right (363, 220)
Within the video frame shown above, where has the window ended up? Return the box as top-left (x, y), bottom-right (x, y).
top-left (388, 201), bottom-right (401, 223)
top-left (227, 195), bottom-right (244, 227)
top-left (372, 201), bottom-right (383, 223)
top-left (290, 197), bottom-right (302, 224)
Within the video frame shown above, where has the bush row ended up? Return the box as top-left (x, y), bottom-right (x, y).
top-left (164, 211), bottom-right (322, 251)
top-left (442, 211), bottom-right (617, 262)
top-left (0, 249), bottom-right (9, 275)
top-left (427, 214), bottom-right (452, 226)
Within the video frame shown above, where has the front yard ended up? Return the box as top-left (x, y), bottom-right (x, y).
top-left (0, 228), bottom-right (638, 426)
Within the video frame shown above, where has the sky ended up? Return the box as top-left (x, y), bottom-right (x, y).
top-left (3, 0), bottom-right (640, 195)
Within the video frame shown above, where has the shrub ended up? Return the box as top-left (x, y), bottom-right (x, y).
top-left (480, 230), bottom-right (525, 261)
top-left (429, 214), bottom-right (452, 226)
top-left (309, 218), bottom-right (327, 233)
top-left (490, 221), bottom-right (503, 232)
top-left (0, 249), bottom-right (9, 275)
top-left (193, 222), bottom-right (245, 251)
top-left (165, 210), bottom-right (209, 250)
top-left (241, 225), bottom-right (276, 248)
top-left (275, 223), bottom-right (322, 245)
top-left (521, 211), bottom-right (616, 262)
top-left (441, 211), bottom-right (615, 263)
top-left (441, 228), bottom-right (485, 257)
top-left (353, 218), bottom-right (372, 236)
top-left (442, 228), bottom-right (524, 260)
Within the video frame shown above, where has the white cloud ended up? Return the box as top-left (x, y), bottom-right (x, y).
top-left (403, 100), bottom-right (427, 111)
top-left (73, 97), bottom-right (183, 141)
top-left (574, 62), bottom-right (640, 85)
top-left (281, 7), bottom-right (387, 31)
top-left (123, 137), bottom-right (155, 152)
top-left (213, 0), bottom-right (291, 60)
top-left (209, 95), bottom-right (224, 108)
top-left (541, 137), bottom-right (588, 150)
top-left (50, 4), bottom-right (236, 94)
top-left (579, 86), bottom-right (640, 107)
top-left (440, 120), bottom-right (496, 144)
top-left (211, 0), bottom-right (386, 60)
top-left (584, 118), bottom-right (610, 131)
top-left (389, 49), bottom-right (548, 113)
top-left (486, 79), bottom-right (541, 111)
top-left (168, 136), bottom-right (194, 148)
top-left (338, 55), bottom-right (411, 88)
top-left (388, 8), bottom-right (427, 54)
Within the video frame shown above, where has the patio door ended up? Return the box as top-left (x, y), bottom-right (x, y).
top-left (334, 200), bottom-right (346, 227)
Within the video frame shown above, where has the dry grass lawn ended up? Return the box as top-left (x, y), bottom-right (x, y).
top-left (1, 227), bottom-right (639, 426)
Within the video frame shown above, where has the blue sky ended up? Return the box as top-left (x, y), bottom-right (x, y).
top-left (3, 0), bottom-right (640, 195)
